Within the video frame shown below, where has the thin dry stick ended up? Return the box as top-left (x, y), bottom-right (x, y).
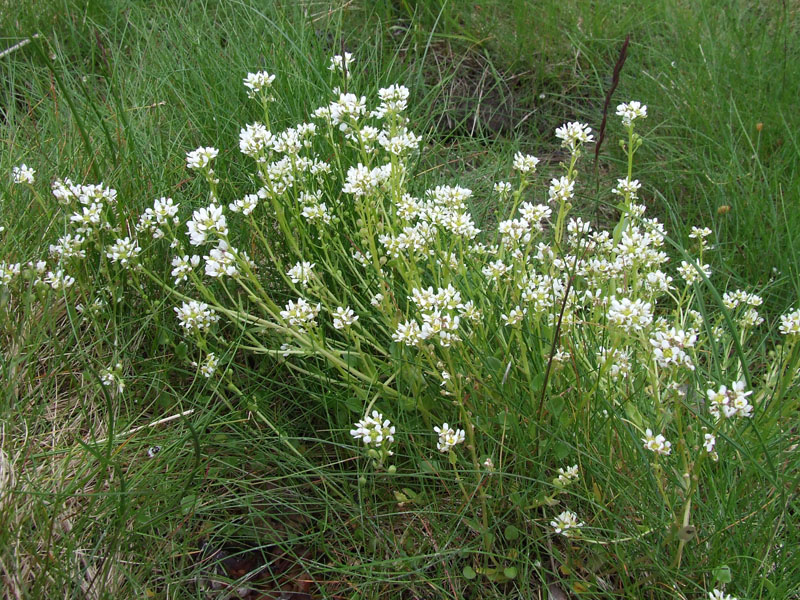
top-left (0, 35), bottom-right (40, 60)
top-left (594, 34), bottom-right (631, 172)
top-left (91, 409), bottom-right (195, 444)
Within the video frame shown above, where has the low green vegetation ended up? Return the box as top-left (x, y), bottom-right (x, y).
top-left (1, 1), bottom-right (798, 599)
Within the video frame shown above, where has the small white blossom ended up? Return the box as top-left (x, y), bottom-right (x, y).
top-left (554, 121), bottom-right (593, 152)
top-left (171, 254), bottom-right (200, 284)
top-left (174, 300), bottom-right (219, 333)
top-left (779, 308), bottom-right (800, 336)
top-left (551, 510), bottom-right (584, 537)
top-left (287, 261), bottom-right (315, 286)
top-left (494, 181), bottom-right (512, 196)
top-left (350, 411), bottom-right (395, 448)
top-left (12, 164), bottom-right (35, 184)
top-left (229, 193), bottom-right (259, 215)
top-left (557, 465), bottom-right (580, 486)
top-left (434, 423), bottom-right (465, 453)
top-left (45, 269), bottom-right (75, 290)
top-left (100, 363), bottom-right (125, 394)
top-left (0, 262), bottom-right (21, 285)
top-left (706, 380), bottom-right (753, 419)
top-left (392, 320), bottom-right (423, 347)
top-left (328, 53), bottom-right (354, 73)
top-left (612, 177), bottom-right (641, 199)
top-left (642, 428), bottom-right (672, 455)
top-left (186, 203), bottom-right (228, 246)
top-left (708, 589), bottom-right (737, 600)
top-left (677, 260), bottom-right (712, 285)
top-left (243, 71), bottom-right (276, 99)
top-left (616, 101), bottom-right (648, 126)
top-left (332, 306), bottom-right (358, 330)
top-left (513, 152), bottom-right (540, 174)
top-left (280, 297), bottom-right (321, 332)
top-left (196, 353), bottom-right (219, 378)
top-left (106, 237), bottom-right (141, 266)
top-left (186, 146), bottom-right (219, 171)
top-left (548, 176), bottom-right (574, 204)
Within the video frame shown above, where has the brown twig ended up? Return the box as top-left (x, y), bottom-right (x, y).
top-left (594, 34), bottom-right (631, 169)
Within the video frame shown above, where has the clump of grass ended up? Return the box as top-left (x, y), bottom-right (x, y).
top-left (2, 2), bottom-right (799, 599)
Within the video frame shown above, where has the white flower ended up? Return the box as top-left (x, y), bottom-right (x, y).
top-left (392, 320), bottom-right (423, 347)
top-left (501, 306), bottom-right (526, 326)
top-left (554, 121), bottom-right (594, 151)
top-left (550, 510), bottom-right (584, 537)
top-left (204, 241), bottom-right (238, 278)
top-left (350, 411), bottom-right (395, 448)
top-left (186, 146), bottom-right (219, 171)
top-left (328, 53), bottom-right (354, 73)
top-left (703, 432), bottom-right (716, 453)
top-left (778, 308), bottom-right (800, 336)
top-left (677, 260), bottom-right (712, 285)
top-left (243, 70), bottom-right (276, 99)
top-left (12, 164), bottom-right (35, 184)
top-left (616, 101), bottom-right (648, 126)
top-left (689, 226), bottom-right (712, 239)
top-left (708, 589), bottom-right (737, 600)
top-left (301, 202), bottom-right (332, 225)
top-left (171, 254), bottom-right (200, 284)
top-left (371, 84), bottom-right (410, 118)
top-left (229, 193), bottom-right (259, 215)
top-left (0, 262), bottom-right (21, 285)
top-left (513, 152), bottom-right (540, 174)
top-left (370, 293), bottom-right (384, 307)
top-left (434, 423), bottom-right (465, 452)
top-left (197, 353), bottom-right (219, 378)
top-left (44, 269), bottom-right (75, 290)
top-left (494, 181), bottom-right (512, 196)
top-left (239, 122), bottom-right (275, 158)
top-left (642, 428), bottom-right (672, 455)
top-left (106, 237), bottom-right (141, 266)
top-left (612, 177), bottom-right (641, 199)
top-left (557, 464), bottom-right (579, 485)
top-left (607, 296), bottom-right (653, 332)
top-left (174, 300), bottom-right (219, 333)
top-left (49, 234), bottom-right (86, 260)
top-left (332, 306), bottom-right (358, 330)
top-left (287, 261), bottom-right (315, 286)
top-left (100, 362), bottom-right (125, 394)
top-left (706, 380), bottom-right (753, 419)
top-left (548, 176), bottom-right (575, 204)
top-left (280, 297), bottom-right (321, 332)
top-left (186, 203), bottom-right (228, 246)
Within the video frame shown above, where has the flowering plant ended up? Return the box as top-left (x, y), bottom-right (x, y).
top-left (5, 55), bottom-right (798, 594)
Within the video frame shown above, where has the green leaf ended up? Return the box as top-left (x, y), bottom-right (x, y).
top-left (504, 525), bottom-right (520, 541)
top-left (713, 565), bottom-right (732, 584)
top-left (554, 441), bottom-right (571, 460)
top-left (484, 356), bottom-right (503, 374)
top-left (344, 396), bottom-right (362, 414)
top-left (503, 566), bottom-right (518, 580)
top-left (180, 494), bottom-right (197, 516)
top-left (462, 566), bottom-right (477, 580)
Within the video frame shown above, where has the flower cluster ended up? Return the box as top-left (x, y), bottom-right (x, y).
top-left (434, 423), bottom-right (465, 453)
top-left (174, 300), bottom-right (219, 333)
top-left (706, 381), bottom-right (753, 419)
top-left (551, 510), bottom-right (584, 537)
top-left (350, 411), bottom-right (395, 449)
top-left (12, 163), bottom-right (35, 184)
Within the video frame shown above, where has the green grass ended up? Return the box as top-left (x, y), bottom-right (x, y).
top-left (1, 1), bottom-right (799, 598)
